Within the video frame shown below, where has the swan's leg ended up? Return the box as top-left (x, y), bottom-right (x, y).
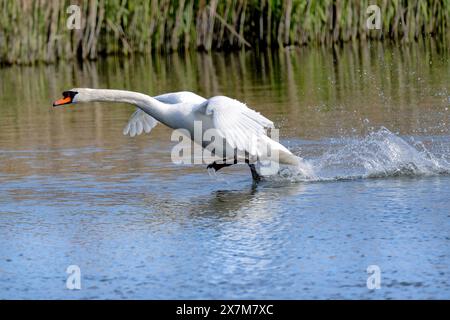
top-left (248, 164), bottom-right (261, 182)
top-left (243, 151), bottom-right (260, 182)
top-left (207, 150), bottom-right (260, 182)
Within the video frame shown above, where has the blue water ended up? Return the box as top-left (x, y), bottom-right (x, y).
top-left (1, 130), bottom-right (449, 299)
top-left (1, 46), bottom-right (450, 299)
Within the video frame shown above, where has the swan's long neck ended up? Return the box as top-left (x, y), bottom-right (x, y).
top-left (78, 89), bottom-right (172, 126)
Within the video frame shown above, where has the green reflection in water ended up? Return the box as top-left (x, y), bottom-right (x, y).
top-left (0, 42), bottom-right (448, 152)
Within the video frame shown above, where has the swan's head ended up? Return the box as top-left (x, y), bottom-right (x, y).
top-left (53, 88), bottom-right (97, 106)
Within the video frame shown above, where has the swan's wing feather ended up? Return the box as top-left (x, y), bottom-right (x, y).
top-left (154, 91), bottom-right (206, 104)
top-left (123, 109), bottom-right (158, 137)
top-left (123, 92), bottom-right (206, 137)
top-left (198, 96), bottom-right (274, 157)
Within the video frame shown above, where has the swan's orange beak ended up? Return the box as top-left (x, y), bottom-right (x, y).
top-left (53, 96), bottom-right (72, 107)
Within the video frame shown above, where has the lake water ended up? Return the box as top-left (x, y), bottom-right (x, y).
top-left (0, 43), bottom-right (449, 299)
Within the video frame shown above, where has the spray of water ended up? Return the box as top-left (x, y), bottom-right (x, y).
top-left (278, 127), bottom-right (450, 182)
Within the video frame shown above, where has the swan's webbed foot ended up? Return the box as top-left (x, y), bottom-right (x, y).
top-left (207, 159), bottom-right (261, 182)
top-left (207, 160), bottom-right (235, 172)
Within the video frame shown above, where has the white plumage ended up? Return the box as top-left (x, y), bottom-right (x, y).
top-left (53, 88), bottom-right (306, 180)
top-left (123, 91), bottom-right (206, 137)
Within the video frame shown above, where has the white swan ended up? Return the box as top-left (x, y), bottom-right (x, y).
top-left (53, 88), bottom-right (304, 181)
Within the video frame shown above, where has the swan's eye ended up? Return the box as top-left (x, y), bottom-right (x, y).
top-left (62, 91), bottom-right (78, 99)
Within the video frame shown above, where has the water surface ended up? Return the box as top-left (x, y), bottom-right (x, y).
top-left (0, 43), bottom-right (449, 299)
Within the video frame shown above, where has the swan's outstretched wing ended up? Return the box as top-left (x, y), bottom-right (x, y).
top-left (196, 96), bottom-right (274, 157)
top-left (123, 91), bottom-right (206, 137)
top-left (123, 109), bottom-right (158, 137)
top-left (154, 91), bottom-right (206, 104)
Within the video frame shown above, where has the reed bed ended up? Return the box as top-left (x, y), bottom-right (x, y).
top-left (0, 0), bottom-right (448, 65)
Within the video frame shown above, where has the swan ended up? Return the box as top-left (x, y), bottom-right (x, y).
top-left (53, 88), bottom-right (305, 181)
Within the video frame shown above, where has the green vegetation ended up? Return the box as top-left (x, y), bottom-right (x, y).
top-left (0, 0), bottom-right (449, 65)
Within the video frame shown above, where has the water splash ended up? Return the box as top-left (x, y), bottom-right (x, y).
top-left (279, 127), bottom-right (450, 182)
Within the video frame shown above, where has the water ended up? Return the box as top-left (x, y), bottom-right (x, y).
top-left (0, 43), bottom-right (449, 299)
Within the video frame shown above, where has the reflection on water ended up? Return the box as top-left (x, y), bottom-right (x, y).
top-left (0, 43), bottom-right (449, 299)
